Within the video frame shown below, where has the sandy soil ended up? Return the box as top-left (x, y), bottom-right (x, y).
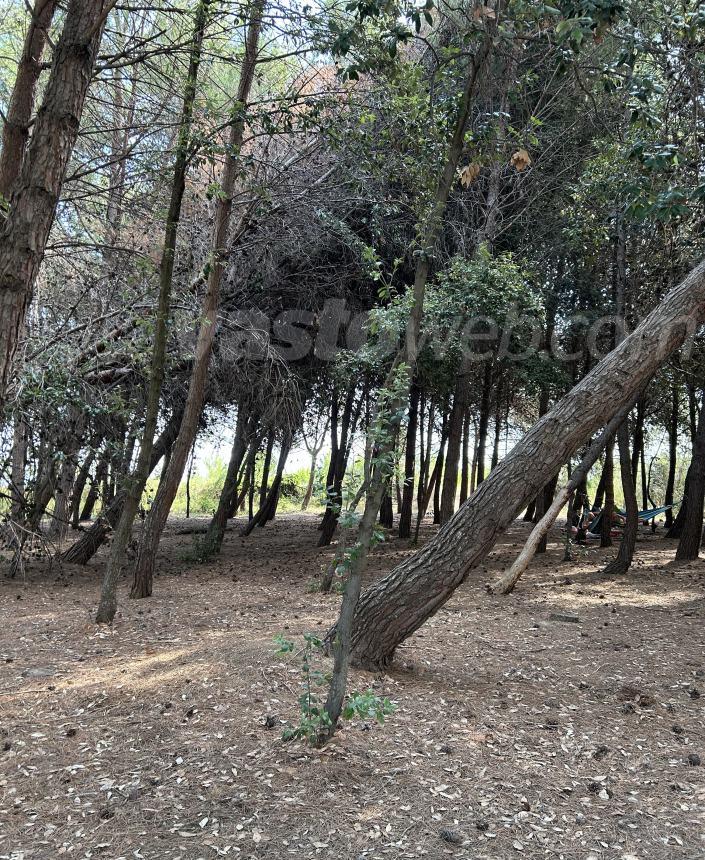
top-left (1, 513), bottom-right (704, 860)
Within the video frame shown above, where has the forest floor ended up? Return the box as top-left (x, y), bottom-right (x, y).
top-left (0, 514), bottom-right (704, 860)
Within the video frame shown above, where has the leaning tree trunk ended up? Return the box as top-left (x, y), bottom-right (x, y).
top-left (337, 257), bottom-right (705, 669)
top-left (61, 408), bottom-right (183, 565)
top-left (0, 0), bottom-right (109, 408)
top-left (493, 403), bottom-right (632, 594)
top-left (675, 397), bottom-right (705, 560)
top-left (130, 0), bottom-right (264, 600)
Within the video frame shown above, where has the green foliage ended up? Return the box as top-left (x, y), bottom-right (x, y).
top-left (274, 633), bottom-right (396, 743)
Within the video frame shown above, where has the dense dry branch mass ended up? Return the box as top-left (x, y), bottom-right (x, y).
top-left (3, 0), bottom-right (705, 853)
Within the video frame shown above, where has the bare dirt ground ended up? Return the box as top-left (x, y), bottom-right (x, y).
top-left (1, 513), bottom-right (704, 860)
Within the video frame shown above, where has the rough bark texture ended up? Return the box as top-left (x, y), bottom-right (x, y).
top-left (130, 0), bottom-right (264, 599)
top-left (342, 259), bottom-right (705, 669)
top-left (665, 381), bottom-right (679, 528)
top-left (440, 372), bottom-right (470, 524)
top-left (0, 0), bottom-right (58, 207)
top-left (61, 409), bottom-right (182, 565)
top-left (494, 403), bottom-right (631, 594)
top-left (602, 421), bottom-right (638, 575)
top-left (398, 381), bottom-right (419, 538)
top-left (96, 0), bottom-right (210, 623)
top-left (0, 0), bottom-right (109, 406)
top-left (600, 437), bottom-right (614, 547)
top-left (675, 398), bottom-right (705, 561)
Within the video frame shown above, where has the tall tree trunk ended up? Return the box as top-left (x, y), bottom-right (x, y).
top-left (440, 372), bottom-right (470, 523)
top-left (603, 420), bottom-right (638, 575)
top-left (601, 437), bottom-right (615, 547)
top-left (335, 256), bottom-right (705, 669)
top-left (665, 380), bottom-right (679, 528)
top-left (399, 380), bottom-right (419, 538)
top-left (259, 432), bottom-right (275, 508)
top-left (204, 409), bottom-right (252, 553)
top-left (322, 30), bottom-right (494, 738)
top-left (0, 0), bottom-right (110, 408)
top-left (80, 452), bottom-right (108, 523)
top-left (459, 408), bottom-right (471, 505)
top-left (432, 418), bottom-right (447, 525)
top-left (0, 0), bottom-right (58, 211)
top-left (318, 388), bottom-right (361, 546)
top-left (675, 398), bottom-right (705, 560)
top-left (95, 0), bottom-right (211, 623)
top-left (129, 0), bottom-right (264, 601)
top-left (475, 363), bottom-right (492, 485)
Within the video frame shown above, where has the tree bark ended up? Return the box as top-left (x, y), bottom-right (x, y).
top-left (675, 398), bottom-right (705, 560)
top-left (459, 408), bottom-right (471, 505)
top-left (475, 363), bottom-right (492, 485)
top-left (600, 437), bottom-right (614, 547)
top-left (0, 0), bottom-right (110, 407)
top-left (494, 403), bottom-right (632, 594)
top-left (398, 380), bottom-right (419, 538)
top-left (0, 0), bottom-right (58, 210)
top-left (204, 410), bottom-right (252, 552)
top-left (665, 380), bottom-right (679, 528)
top-left (440, 371), bottom-right (470, 523)
top-left (602, 420), bottom-right (638, 575)
top-left (129, 0), bottom-right (264, 600)
top-left (60, 407), bottom-right (183, 565)
top-left (95, 0), bottom-right (211, 623)
top-left (337, 257), bottom-right (705, 669)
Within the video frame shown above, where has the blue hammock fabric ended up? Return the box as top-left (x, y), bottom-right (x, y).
top-left (588, 504), bottom-right (673, 534)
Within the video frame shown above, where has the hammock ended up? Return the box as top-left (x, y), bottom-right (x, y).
top-left (587, 504), bottom-right (673, 535)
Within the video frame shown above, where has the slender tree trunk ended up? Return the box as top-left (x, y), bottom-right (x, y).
top-left (475, 363), bottom-right (492, 485)
top-left (259, 432), bottom-right (274, 508)
top-left (494, 403), bottom-right (631, 594)
top-left (80, 453), bottom-right (108, 523)
top-left (0, 0), bottom-right (110, 407)
top-left (61, 408), bottom-right (183, 565)
top-left (204, 410), bottom-right (251, 553)
top-left (129, 1), bottom-right (264, 601)
top-left (665, 380), bottom-right (679, 528)
top-left (601, 437), bottom-right (615, 547)
top-left (322, 30), bottom-right (494, 738)
top-left (379, 485), bottom-right (394, 528)
top-left (440, 372), bottom-right (470, 523)
top-left (95, 0), bottom-right (211, 622)
top-left (459, 408), bottom-right (471, 505)
top-left (335, 255), bottom-right (705, 669)
top-left (9, 416), bottom-right (28, 520)
top-left (241, 432), bottom-right (292, 535)
top-left (399, 380), bottom-right (419, 538)
top-left (433, 421), bottom-right (447, 525)
top-left (593, 465), bottom-right (606, 510)
top-left (318, 388), bottom-right (361, 546)
top-left (675, 398), bottom-right (705, 560)
top-left (603, 421), bottom-right (638, 575)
